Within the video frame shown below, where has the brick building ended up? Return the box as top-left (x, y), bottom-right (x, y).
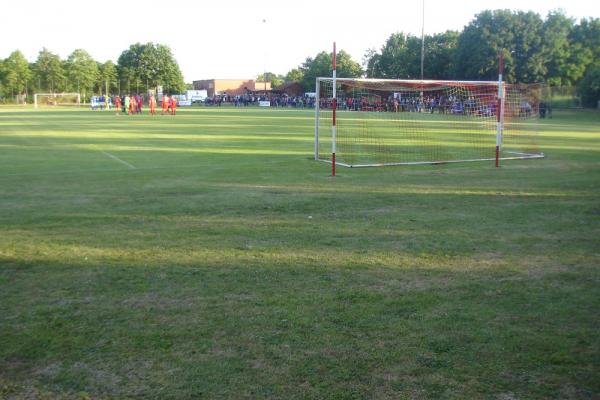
top-left (273, 82), bottom-right (304, 97)
top-left (192, 79), bottom-right (271, 97)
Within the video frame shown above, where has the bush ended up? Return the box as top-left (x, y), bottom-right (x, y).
top-left (578, 63), bottom-right (600, 108)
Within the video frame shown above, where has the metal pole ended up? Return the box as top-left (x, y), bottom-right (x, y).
top-left (315, 78), bottom-right (320, 160)
top-left (332, 42), bottom-right (337, 177)
top-left (421, 0), bottom-right (425, 81)
top-left (496, 50), bottom-right (505, 168)
top-left (262, 19), bottom-right (267, 95)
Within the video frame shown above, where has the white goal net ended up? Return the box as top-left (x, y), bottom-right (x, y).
top-left (315, 78), bottom-right (544, 167)
top-left (34, 93), bottom-right (81, 108)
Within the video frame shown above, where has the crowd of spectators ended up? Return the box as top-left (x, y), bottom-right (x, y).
top-left (203, 94), bottom-right (316, 108)
top-left (96, 90), bottom-right (545, 118)
top-left (317, 94), bottom-right (500, 116)
top-left (317, 93), bottom-right (543, 118)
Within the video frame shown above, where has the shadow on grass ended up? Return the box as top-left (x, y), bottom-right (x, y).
top-left (1, 253), bottom-right (599, 399)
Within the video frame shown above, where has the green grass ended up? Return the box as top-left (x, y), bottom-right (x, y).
top-left (0, 105), bottom-right (599, 399)
top-left (319, 110), bottom-right (543, 166)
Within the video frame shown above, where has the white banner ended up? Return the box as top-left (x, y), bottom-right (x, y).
top-left (259, 101), bottom-right (271, 107)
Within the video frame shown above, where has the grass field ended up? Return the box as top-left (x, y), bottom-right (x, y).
top-left (317, 109), bottom-right (542, 166)
top-left (0, 105), bottom-right (599, 399)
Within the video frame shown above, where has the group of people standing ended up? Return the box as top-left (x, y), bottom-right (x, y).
top-left (113, 94), bottom-right (177, 116)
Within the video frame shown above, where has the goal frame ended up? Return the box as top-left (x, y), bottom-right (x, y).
top-left (314, 77), bottom-right (544, 168)
top-left (34, 93), bottom-right (81, 108)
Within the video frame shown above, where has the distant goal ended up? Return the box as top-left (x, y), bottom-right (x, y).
top-left (314, 78), bottom-right (544, 167)
top-left (34, 93), bottom-right (81, 108)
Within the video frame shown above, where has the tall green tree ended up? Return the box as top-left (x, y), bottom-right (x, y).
top-left (98, 60), bottom-right (118, 95)
top-left (117, 42), bottom-right (185, 94)
top-left (362, 11), bottom-right (595, 87)
top-left (362, 48), bottom-right (378, 78)
top-left (299, 49), bottom-right (362, 91)
top-left (0, 59), bottom-right (5, 99)
top-left (117, 43), bottom-right (142, 93)
top-left (578, 62), bottom-right (600, 107)
top-left (371, 33), bottom-right (411, 78)
top-left (455, 10), bottom-right (548, 83)
top-left (363, 31), bottom-right (458, 80)
top-left (152, 44), bottom-right (185, 93)
top-left (368, 33), bottom-right (431, 79)
top-left (2, 50), bottom-right (32, 96)
top-left (34, 48), bottom-right (65, 92)
top-left (284, 68), bottom-right (304, 83)
top-left (299, 52), bottom-right (329, 91)
top-left (257, 72), bottom-right (284, 89)
top-left (456, 10), bottom-right (512, 81)
top-left (337, 49), bottom-right (363, 78)
top-left (571, 18), bottom-right (600, 61)
top-left (513, 11), bottom-right (547, 83)
top-left (66, 49), bottom-right (98, 98)
top-left (423, 31), bottom-right (460, 79)
top-left (542, 11), bottom-right (576, 86)
top-left (567, 18), bottom-right (600, 85)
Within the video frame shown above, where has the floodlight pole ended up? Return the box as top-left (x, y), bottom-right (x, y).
top-left (263, 19), bottom-right (267, 95)
top-left (420, 0), bottom-right (425, 81)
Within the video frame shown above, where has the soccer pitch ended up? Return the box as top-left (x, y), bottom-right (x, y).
top-left (0, 106), bottom-right (599, 399)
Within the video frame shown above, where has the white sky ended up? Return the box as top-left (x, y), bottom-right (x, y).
top-left (1, 0), bottom-right (598, 82)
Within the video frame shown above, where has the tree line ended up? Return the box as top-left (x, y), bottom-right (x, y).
top-left (1, 10), bottom-right (598, 106)
top-left (283, 10), bottom-right (599, 107)
top-left (0, 43), bottom-right (185, 102)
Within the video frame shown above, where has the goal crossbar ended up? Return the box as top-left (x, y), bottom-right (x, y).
top-left (329, 78), bottom-right (499, 88)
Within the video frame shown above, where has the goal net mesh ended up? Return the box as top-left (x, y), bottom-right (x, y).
top-left (315, 78), bottom-right (543, 167)
top-left (34, 93), bottom-right (81, 107)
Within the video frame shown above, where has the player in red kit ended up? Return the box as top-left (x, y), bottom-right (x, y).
top-left (162, 95), bottom-right (169, 115)
top-left (114, 95), bottom-right (121, 115)
top-left (171, 96), bottom-right (177, 115)
top-left (149, 95), bottom-right (157, 115)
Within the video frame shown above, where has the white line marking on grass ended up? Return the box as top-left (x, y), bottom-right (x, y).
top-left (99, 150), bottom-right (136, 170)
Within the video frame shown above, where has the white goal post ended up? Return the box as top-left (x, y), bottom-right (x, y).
top-left (34, 93), bottom-right (81, 108)
top-left (314, 77), bottom-right (544, 168)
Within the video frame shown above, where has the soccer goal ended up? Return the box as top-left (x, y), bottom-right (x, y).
top-left (34, 93), bottom-right (81, 108)
top-left (314, 78), bottom-right (545, 168)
